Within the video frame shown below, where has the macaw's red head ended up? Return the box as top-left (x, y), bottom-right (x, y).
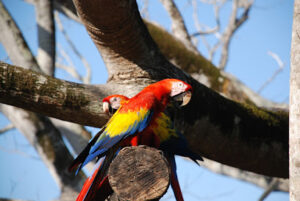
top-left (102, 94), bottom-right (129, 115)
top-left (145, 78), bottom-right (193, 107)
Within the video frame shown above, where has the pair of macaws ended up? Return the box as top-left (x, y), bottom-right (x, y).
top-left (69, 78), bottom-right (203, 201)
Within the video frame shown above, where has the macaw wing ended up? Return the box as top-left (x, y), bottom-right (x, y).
top-left (81, 107), bottom-right (154, 169)
top-left (160, 132), bottom-right (203, 164)
top-left (68, 128), bottom-right (105, 173)
top-left (155, 112), bottom-right (203, 164)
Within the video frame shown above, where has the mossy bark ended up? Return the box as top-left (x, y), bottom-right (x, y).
top-left (0, 61), bottom-right (288, 178)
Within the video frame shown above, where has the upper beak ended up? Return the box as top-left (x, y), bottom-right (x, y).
top-left (103, 102), bottom-right (109, 114)
top-left (173, 90), bottom-right (192, 107)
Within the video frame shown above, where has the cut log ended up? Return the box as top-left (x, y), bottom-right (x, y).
top-left (108, 146), bottom-right (170, 201)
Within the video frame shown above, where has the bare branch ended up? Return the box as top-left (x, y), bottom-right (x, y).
top-left (0, 1), bottom-right (40, 72)
top-left (55, 11), bottom-right (91, 83)
top-left (0, 2), bottom-right (84, 198)
top-left (0, 58), bottom-right (289, 178)
top-left (258, 178), bottom-right (280, 201)
top-left (0, 145), bottom-right (40, 160)
top-left (160, 0), bottom-right (198, 52)
top-left (0, 124), bottom-right (14, 134)
top-left (191, 0), bottom-right (222, 37)
top-left (56, 62), bottom-right (82, 81)
top-left (56, 45), bottom-right (85, 82)
top-left (0, 105), bottom-right (85, 192)
top-left (140, 0), bottom-right (149, 19)
top-left (218, 0), bottom-right (253, 70)
top-left (42, 0), bottom-right (287, 110)
top-left (202, 159), bottom-right (288, 192)
top-left (35, 0), bottom-right (56, 76)
top-left (257, 51), bottom-right (285, 94)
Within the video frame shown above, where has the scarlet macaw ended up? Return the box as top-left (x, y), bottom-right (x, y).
top-left (102, 94), bottom-right (203, 201)
top-left (69, 79), bottom-right (200, 201)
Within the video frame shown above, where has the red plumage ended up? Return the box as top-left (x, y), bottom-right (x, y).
top-left (71, 79), bottom-right (198, 201)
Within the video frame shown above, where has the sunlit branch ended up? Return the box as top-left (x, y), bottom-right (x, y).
top-left (257, 51), bottom-right (285, 94)
top-left (0, 123), bottom-right (15, 134)
top-left (55, 11), bottom-right (91, 83)
top-left (160, 0), bottom-right (198, 52)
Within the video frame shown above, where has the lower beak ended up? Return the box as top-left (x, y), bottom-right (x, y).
top-left (173, 90), bottom-right (192, 106)
top-left (181, 91), bottom-right (192, 106)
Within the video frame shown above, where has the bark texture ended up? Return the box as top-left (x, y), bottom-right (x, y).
top-left (0, 1), bottom-right (84, 199)
top-left (0, 60), bottom-right (288, 178)
top-left (108, 146), bottom-right (170, 201)
top-left (70, 0), bottom-right (290, 178)
top-left (289, 0), bottom-right (300, 200)
top-left (0, 3), bottom-right (291, 199)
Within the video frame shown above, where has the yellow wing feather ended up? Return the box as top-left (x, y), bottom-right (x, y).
top-left (104, 108), bottom-right (150, 137)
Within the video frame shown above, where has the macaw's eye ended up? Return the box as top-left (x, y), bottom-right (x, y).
top-left (177, 82), bottom-right (184, 88)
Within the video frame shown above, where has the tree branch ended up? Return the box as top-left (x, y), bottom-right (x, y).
top-left (25, 0), bottom-right (287, 109)
top-left (257, 51), bottom-right (285, 94)
top-left (70, 0), bottom-right (289, 178)
top-left (202, 159), bottom-right (288, 192)
top-left (258, 178), bottom-right (280, 201)
top-left (0, 123), bottom-right (14, 134)
top-left (218, 0), bottom-right (253, 70)
top-left (35, 0), bottom-right (56, 76)
top-left (0, 2), bottom-right (84, 199)
top-left (55, 11), bottom-right (92, 83)
top-left (160, 0), bottom-right (198, 53)
top-left (35, 0), bottom-right (289, 189)
top-left (0, 1), bottom-right (40, 72)
top-left (0, 60), bottom-right (288, 178)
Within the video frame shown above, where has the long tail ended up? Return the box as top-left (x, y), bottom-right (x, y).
top-left (69, 129), bottom-right (105, 174)
top-left (77, 148), bottom-right (117, 201)
top-left (167, 154), bottom-right (184, 201)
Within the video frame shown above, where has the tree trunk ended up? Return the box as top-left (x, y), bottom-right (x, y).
top-left (289, 0), bottom-right (300, 200)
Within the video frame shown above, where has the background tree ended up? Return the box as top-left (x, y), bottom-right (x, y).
top-left (0, 0), bottom-right (292, 200)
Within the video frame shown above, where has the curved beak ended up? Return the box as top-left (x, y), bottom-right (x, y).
top-left (182, 90), bottom-right (192, 106)
top-left (173, 90), bottom-right (192, 107)
top-left (103, 102), bottom-right (110, 114)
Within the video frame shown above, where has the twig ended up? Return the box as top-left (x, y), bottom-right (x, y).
top-left (0, 145), bottom-right (40, 160)
top-left (257, 51), bottom-right (285, 94)
top-left (140, 0), bottom-right (150, 19)
top-left (218, 0), bottom-right (253, 70)
top-left (55, 11), bottom-right (91, 83)
top-left (191, 0), bottom-right (222, 37)
top-left (160, 0), bottom-right (198, 52)
top-left (258, 178), bottom-right (279, 201)
top-left (0, 123), bottom-right (14, 134)
top-left (56, 45), bottom-right (85, 82)
top-left (191, 0), bottom-right (223, 59)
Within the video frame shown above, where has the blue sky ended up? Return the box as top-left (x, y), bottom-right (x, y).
top-left (0, 0), bottom-right (292, 200)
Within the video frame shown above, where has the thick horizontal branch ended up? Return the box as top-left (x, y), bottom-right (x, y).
top-left (35, 0), bottom-right (287, 109)
top-left (0, 61), bottom-right (288, 178)
top-left (0, 62), bottom-right (110, 127)
top-left (71, 0), bottom-right (288, 178)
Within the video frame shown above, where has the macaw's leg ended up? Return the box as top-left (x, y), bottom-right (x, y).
top-left (167, 154), bottom-right (184, 201)
top-left (130, 135), bottom-right (139, 146)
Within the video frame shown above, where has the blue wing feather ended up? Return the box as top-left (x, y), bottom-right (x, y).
top-left (76, 109), bottom-right (154, 172)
